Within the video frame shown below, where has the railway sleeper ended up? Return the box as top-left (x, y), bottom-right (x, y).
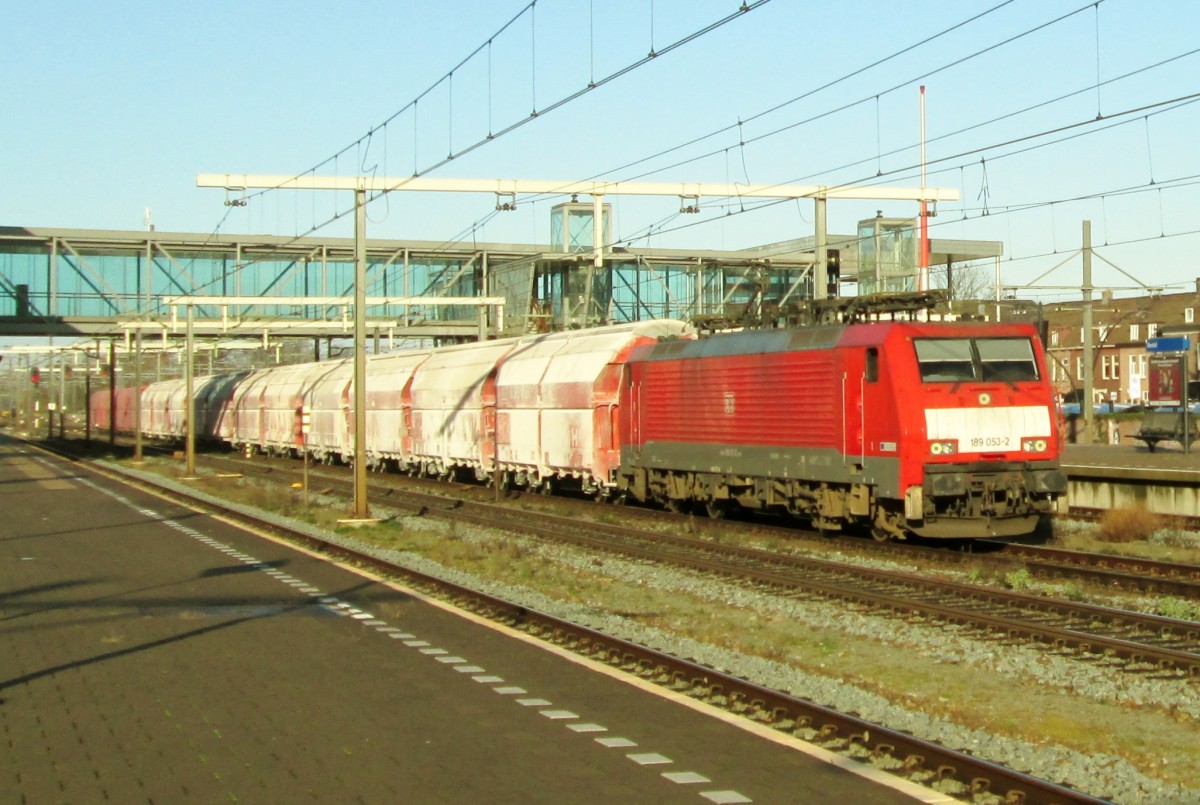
top-left (869, 742), bottom-right (896, 762)
top-left (814, 724), bottom-right (842, 746)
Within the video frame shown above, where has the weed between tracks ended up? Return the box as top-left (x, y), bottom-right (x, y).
top-left (1098, 507), bottom-right (1165, 543)
top-left (1055, 513), bottom-right (1200, 564)
top-left (136, 458), bottom-right (1200, 793)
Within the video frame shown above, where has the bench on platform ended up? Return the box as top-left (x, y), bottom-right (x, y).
top-left (1133, 410), bottom-right (1200, 452)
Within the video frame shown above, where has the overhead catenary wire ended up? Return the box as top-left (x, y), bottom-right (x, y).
top-left (219, 1), bottom-right (1125, 264)
top-left (199, 2), bottom-right (774, 291)
top-left (199, 1), bottom-right (1198, 315)
top-left (588, 0), bottom-right (1023, 196)
top-left (475, 0), bottom-right (1155, 246)
top-left (386, 0), bottom-right (1103, 260)
top-left (607, 0), bottom-right (1114, 191)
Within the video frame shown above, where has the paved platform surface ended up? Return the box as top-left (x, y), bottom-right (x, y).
top-left (0, 436), bottom-right (925, 804)
top-left (1063, 443), bottom-right (1200, 482)
top-left (1065, 443), bottom-right (1198, 467)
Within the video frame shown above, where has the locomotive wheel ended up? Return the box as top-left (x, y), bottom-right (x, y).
top-left (871, 526), bottom-right (893, 542)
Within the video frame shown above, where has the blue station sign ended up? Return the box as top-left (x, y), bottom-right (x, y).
top-left (1146, 336), bottom-right (1191, 353)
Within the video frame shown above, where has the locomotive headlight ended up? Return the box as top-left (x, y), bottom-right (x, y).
top-left (1022, 438), bottom-right (1049, 453)
top-left (929, 440), bottom-right (957, 456)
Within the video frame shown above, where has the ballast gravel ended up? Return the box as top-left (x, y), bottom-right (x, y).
top-left (123, 466), bottom-right (1197, 804)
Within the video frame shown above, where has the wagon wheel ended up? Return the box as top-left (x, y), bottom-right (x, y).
top-left (664, 498), bottom-right (687, 515)
top-left (705, 500), bottom-right (728, 520)
top-left (538, 477), bottom-right (555, 495)
top-left (871, 525), bottom-right (893, 542)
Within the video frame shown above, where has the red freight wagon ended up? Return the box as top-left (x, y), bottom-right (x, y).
top-left (89, 384), bottom-right (141, 434)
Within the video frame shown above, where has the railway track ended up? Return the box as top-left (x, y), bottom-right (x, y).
top-left (230, 450), bottom-right (1200, 596)
top-left (54, 431), bottom-right (1200, 601)
top-left (40, 440), bottom-right (1106, 805)
top-left (986, 540), bottom-right (1200, 598)
top-left (173, 449), bottom-right (1200, 678)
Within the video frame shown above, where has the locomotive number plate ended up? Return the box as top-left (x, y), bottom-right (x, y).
top-left (968, 435), bottom-right (1014, 449)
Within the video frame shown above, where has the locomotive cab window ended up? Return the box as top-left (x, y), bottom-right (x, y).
top-left (976, 338), bottom-right (1039, 382)
top-left (914, 339), bottom-right (975, 382)
top-left (914, 337), bottom-right (1039, 383)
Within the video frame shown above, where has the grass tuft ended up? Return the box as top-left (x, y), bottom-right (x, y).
top-left (1097, 506), bottom-right (1162, 543)
top-left (1156, 597), bottom-right (1200, 622)
top-left (1004, 568), bottom-right (1034, 591)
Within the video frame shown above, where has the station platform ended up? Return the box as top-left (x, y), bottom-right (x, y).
top-left (0, 435), bottom-right (928, 804)
top-left (1063, 443), bottom-right (1200, 481)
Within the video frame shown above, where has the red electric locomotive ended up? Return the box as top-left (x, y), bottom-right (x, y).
top-left (617, 315), bottom-right (1065, 540)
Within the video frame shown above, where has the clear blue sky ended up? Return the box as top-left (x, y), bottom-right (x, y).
top-left (4, 0), bottom-right (1199, 300)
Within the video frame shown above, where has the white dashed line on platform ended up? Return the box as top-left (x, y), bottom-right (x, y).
top-left (596, 737), bottom-right (637, 748)
top-left (78, 473), bottom-right (757, 805)
top-left (567, 723), bottom-right (607, 733)
top-left (700, 791), bottom-right (752, 804)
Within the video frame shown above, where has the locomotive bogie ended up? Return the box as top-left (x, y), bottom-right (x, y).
top-left (622, 462), bottom-right (875, 530)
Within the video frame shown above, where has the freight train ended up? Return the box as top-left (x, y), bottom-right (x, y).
top-left (92, 314), bottom-right (1065, 540)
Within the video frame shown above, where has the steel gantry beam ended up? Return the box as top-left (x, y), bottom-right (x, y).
top-left (196, 174), bottom-right (960, 201)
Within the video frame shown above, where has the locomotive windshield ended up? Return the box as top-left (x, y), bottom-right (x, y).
top-left (914, 337), bottom-right (1039, 383)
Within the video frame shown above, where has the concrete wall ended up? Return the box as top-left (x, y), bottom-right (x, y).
top-left (1067, 478), bottom-right (1200, 517)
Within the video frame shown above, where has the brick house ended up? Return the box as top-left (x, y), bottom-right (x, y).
top-left (1038, 283), bottom-right (1200, 405)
